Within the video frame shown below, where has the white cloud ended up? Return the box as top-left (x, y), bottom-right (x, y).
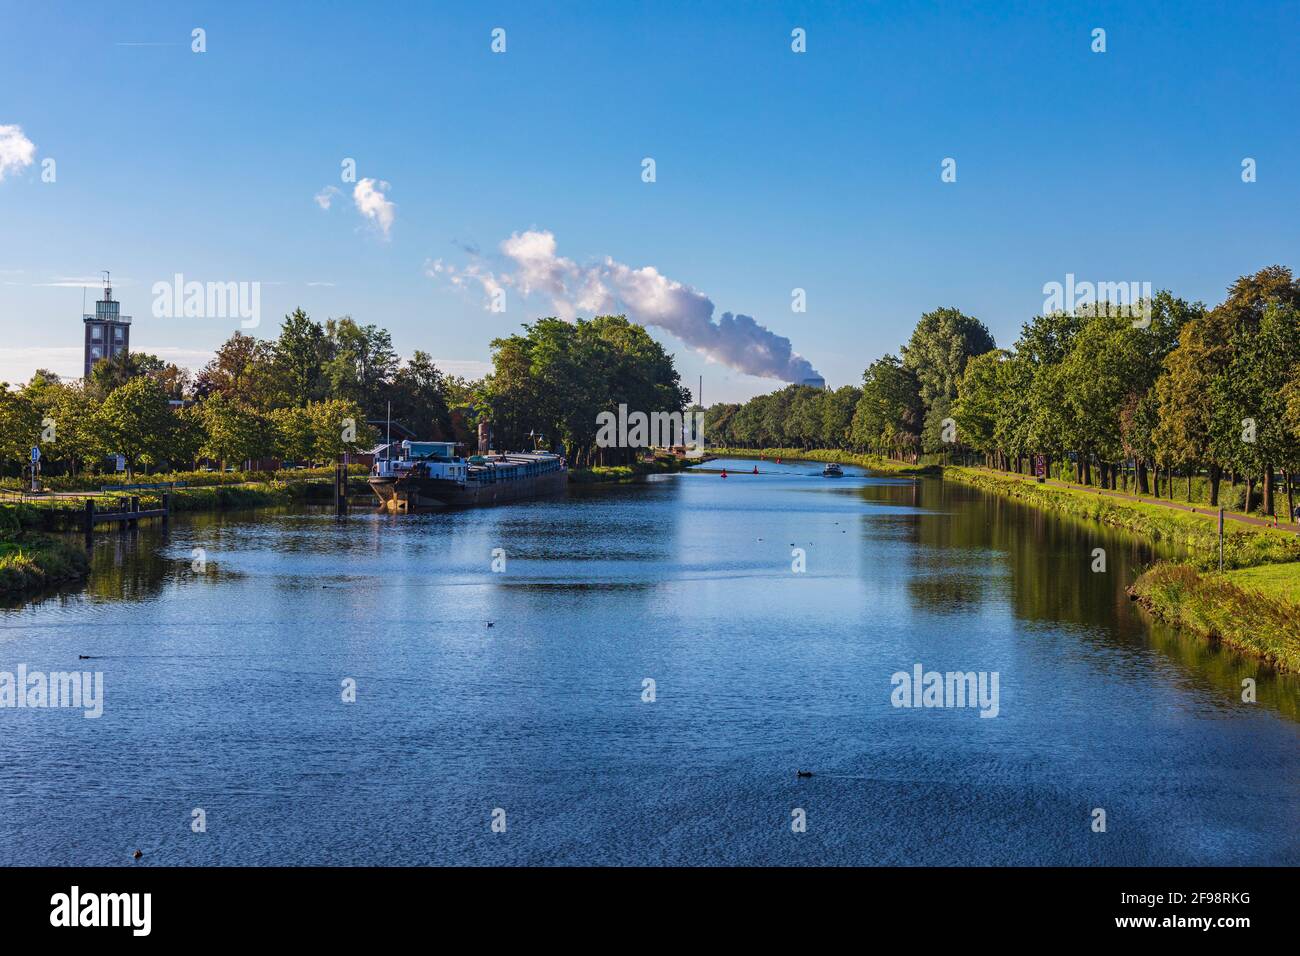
top-left (314, 185), bottom-right (340, 210)
top-left (0, 125), bottom-right (36, 181)
top-left (32, 275), bottom-right (121, 288)
top-left (353, 178), bottom-right (395, 238)
top-left (430, 229), bottom-right (821, 382)
top-left (424, 258), bottom-right (503, 307)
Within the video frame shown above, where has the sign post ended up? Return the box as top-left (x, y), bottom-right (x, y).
top-left (29, 446), bottom-right (40, 493)
top-left (1218, 507), bottom-right (1225, 572)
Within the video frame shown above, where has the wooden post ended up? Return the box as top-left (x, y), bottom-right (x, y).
top-left (162, 491), bottom-right (171, 526)
top-left (130, 495), bottom-right (140, 529)
top-left (83, 499), bottom-right (94, 536)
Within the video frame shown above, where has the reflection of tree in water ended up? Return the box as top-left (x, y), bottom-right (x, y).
top-left (856, 476), bottom-right (1299, 719)
top-left (84, 509), bottom-right (258, 603)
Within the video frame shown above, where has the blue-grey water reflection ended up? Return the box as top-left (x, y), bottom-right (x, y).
top-left (1, 459), bottom-right (1296, 865)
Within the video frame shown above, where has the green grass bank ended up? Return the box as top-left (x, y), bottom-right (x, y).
top-left (708, 448), bottom-right (1300, 671)
top-left (709, 447), bottom-right (940, 476)
top-left (0, 506), bottom-right (89, 597)
top-left (939, 467), bottom-right (1300, 671)
top-left (1128, 563), bottom-right (1300, 673)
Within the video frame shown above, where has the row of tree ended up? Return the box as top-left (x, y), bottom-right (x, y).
top-left (2, 308), bottom-right (691, 479)
top-left (6, 267), bottom-right (1296, 503)
top-left (0, 371), bottom-right (372, 479)
top-left (705, 266), bottom-right (1300, 519)
top-left (0, 309), bottom-right (460, 479)
top-left (704, 306), bottom-right (994, 456)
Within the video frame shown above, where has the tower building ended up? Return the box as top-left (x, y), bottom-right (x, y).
top-left (83, 272), bottom-right (131, 378)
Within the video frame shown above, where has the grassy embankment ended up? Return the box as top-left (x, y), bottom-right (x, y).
top-left (0, 467), bottom-right (369, 598)
top-left (0, 505), bottom-right (89, 597)
top-left (5, 466), bottom-right (371, 524)
top-left (942, 466), bottom-right (1300, 672)
top-left (698, 450), bottom-right (1300, 669)
top-left (709, 446), bottom-right (940, 476)
top-left (567, 455), bottom-right (695, 484)
top-left (1, 468), bottom-right (361, 496)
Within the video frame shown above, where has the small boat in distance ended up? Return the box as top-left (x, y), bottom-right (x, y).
top-left (369, 440), bottom-right (566, 511)
top-left (821, 462), bottom-right (844, 477)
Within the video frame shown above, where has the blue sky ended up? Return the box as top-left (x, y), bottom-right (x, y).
top-left (2, 1), bottom-right (1297, 402)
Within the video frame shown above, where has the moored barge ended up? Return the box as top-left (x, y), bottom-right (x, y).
top-left (369, 441), bottom-right (566, 511)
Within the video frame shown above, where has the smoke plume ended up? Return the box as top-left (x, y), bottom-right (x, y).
top-left (431, 230), bottom-right (820, 383)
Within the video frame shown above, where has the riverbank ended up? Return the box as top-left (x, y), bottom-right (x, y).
top-left (1128, 563), bottom-right (1300, 673)
top-left (567, 455), bottom-right (696, 484)
top-left (4, 468), bottom-right (371, 529)
top-left (710, 447), bottom-right (940, 476)
top-left (0, 507), bottom-right (88, 597)
top-left (711, 449), bottom-right (1300, 671)
top-left (942, 467), bottom-right (1300, 570)
top-left (940, 466), bottom-right (1300, 672)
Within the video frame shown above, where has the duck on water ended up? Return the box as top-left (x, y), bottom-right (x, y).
top-left (369, 440), bottom-right (567, 511)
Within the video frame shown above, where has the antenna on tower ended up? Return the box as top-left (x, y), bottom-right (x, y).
top-left (101, 270), bottom-right (111, 299)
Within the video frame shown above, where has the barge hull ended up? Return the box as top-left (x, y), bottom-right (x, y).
top-left (370, 469), bottom-right (567, 512)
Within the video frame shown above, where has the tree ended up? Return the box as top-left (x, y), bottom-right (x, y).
top-left (1156, 315), bottom-right (1227, 501)
top-left (273, 308), bottom-right (328, 405)
top-left (0, 385), bottom-right (39, 477)
top-left (820, 386), bottom-right (860, 449)
top-left (269, 405), bottom-right (316, 464)
top-left (323, 317), bottom-right (399, 414)
top-left (1057, 310), bottom-right (1148, 486)
top-left (96, 376), bottom-right (174, 478)
top-left (388, 351), bottom-right (452, 440)
top-left (199, 395), bottom-right (270, 470)
top-left (704, 402), bottom-right (741, 447)
top-left (901, 307), bottom-right (995, 453)
top-left (31, 381), bottom-right (103, 478)
top-left (171, 405), bottom-right (207, 471)
top-left (483, 315), bottom-right (687, 464)
top-left (307, 399), bottom-right (375, 460)
top-left (195, 333), bottom-right (277, 407)
top-left (785, 387), bottom-right (823, 449)
top-left (85, 351), bottom-right (182, 402)
top-left (852, 355), bottom-right (923, 458)
top-left (952, 350), bottom-right (1010, 467)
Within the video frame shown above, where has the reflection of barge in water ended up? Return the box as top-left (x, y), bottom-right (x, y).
top-left (368, 440), bottom-right (567, 511)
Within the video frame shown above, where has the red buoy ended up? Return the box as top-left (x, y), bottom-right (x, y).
top-left (721, 469), bottom-right (728, 479)
top-left (752, 466), bottom-right (758, 474)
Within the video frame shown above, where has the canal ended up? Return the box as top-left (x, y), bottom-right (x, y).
top-left (1, 458), bottom-right (1296, 864)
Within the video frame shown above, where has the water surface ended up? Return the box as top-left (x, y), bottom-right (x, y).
top-left (1, 459), bottom-right (1296, 865)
